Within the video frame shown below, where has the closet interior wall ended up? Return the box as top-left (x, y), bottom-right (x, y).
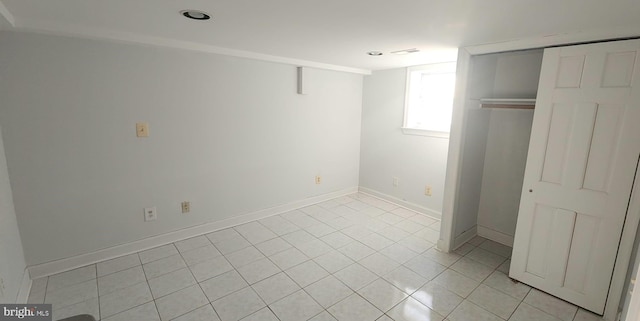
top-left (454, 49), bottom-right (543, 247)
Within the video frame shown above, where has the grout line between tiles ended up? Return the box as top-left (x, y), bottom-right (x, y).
top-left (40, 193), bottom-right (596, 321)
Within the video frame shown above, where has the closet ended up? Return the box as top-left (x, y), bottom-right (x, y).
top-left (447, 39), bottom-right (640, 319)
top-left (453, 49), bottom-right (543, 248)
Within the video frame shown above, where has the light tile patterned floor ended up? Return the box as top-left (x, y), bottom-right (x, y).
top-left (28, 193), bottom-right (604, 321)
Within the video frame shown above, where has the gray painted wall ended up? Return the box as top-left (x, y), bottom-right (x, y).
top-left (0, 31), bottom-right (363, 265)
top-left (359, 68), bottom-right (449, 216)
top-left (0, 126), bottom-right (27, 302)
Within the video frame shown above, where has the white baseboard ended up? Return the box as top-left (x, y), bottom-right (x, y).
top-left (15, 268), bottom-right (31, 303)
top-left (477, 225), bottom-right (514, 247)
top-left (358, 187), bottom-right (441, 220)
top-left (453, 225), bottom-right (477, 250)
top-left (28, 187), bottom-right (358, 279)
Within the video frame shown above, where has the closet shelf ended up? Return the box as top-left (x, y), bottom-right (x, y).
top-left (480, 98), bottom-right (536, 109)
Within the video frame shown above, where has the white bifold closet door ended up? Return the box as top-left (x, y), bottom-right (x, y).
top-left (510, 39), bottom-right (640, 314)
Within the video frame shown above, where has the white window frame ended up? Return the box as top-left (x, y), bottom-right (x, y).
top-left (402, 62), bottom-right (457, 138)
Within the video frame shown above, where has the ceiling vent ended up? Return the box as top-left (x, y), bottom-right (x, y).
top-left (391, 48), bottom-right (420, 55)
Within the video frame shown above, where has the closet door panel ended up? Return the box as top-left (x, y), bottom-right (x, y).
top-left (510, 39), bottom-right (640, 314)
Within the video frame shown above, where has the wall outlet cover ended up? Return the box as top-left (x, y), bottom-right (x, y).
top-left (136, 122), bottom-right (149, 137)
top-left (425, 186), bottom-right (432, 196)
top-left (181, 201), bottom-right (190, 213)
top-left (144, 207), bottom-right (157, 221)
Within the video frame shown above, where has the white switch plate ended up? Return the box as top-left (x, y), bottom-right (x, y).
top-left (393, 177), bottom-right (399, 187)
top-left (144, 207), bottom-right (157, 221)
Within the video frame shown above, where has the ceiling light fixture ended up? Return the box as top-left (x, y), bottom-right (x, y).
top-left (391, 48), bottom-right (420, 55)
top-left (367, 51), bottom-right (383, 56)
top-left (181, 10), bottom-right (211, 21)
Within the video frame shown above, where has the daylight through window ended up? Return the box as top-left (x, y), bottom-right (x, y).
top-left (403, 62), bottom-right (457, 137)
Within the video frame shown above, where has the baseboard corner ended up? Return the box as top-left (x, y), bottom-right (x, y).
top-left (358, 187), bottom-right (442, 220)
top-left (15, 268), bottom-right (31, 304)
top-left (477, 225), bottom-right (514, 247)
top-left (453, 225), bottom-right (477, 250)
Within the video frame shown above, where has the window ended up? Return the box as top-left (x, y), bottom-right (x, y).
top-left (403, 62), bottom-right (457, 138)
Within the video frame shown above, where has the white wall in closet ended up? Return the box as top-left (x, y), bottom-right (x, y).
top-left (453, 49), bottom-right (543, 245)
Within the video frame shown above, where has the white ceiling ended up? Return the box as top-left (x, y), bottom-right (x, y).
top-left (2, 0), bottom-right (640, 73)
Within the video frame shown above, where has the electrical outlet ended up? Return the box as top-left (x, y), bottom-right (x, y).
top-left (144, 207), bottom-right (157, 221)
top-left (136, 122), bottom-right (149, 137)
top-left (181, 201), bottom-right (191, 213)
top-left (393, 177), bottom-right (399, 187)
top-left (315, 176), bottom-right (321, 184)
top-left (425, 186), bottom-right (432, 196)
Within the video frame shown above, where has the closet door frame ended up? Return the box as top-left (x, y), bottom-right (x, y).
top-left (440, 37), bottom-right (640, 321)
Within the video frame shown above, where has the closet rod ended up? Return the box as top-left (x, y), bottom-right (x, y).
top-left (480, 98), bottom-right (536, 109)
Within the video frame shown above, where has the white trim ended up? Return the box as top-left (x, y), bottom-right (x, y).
top-left (15, 269), bottom-right (31, 304)
top-left (358, 187), bottom-right (441, 220)
top-left (27, 187), bottom-right (357, 278)
top-left (464, 26), bottom-right (640, 55)
top-left (606, 159), bottom-right (640, 321)
top-left (452, 225), bottom-right (477, 251)
top-left (439, 48), bottom-right (473, 253)
top-left (477, 225), bottom-right (514, 247)
top-left (478, 98), bottom-right (536, 105)
top-left (0, 0), bottom-right (15, 27)
top-left (7, 26), bottom-right (371, 75)
top-left (400, 128), bottom-right (450, 138)
top-left (624, 258), bottom-right (640, 321)
top-left (405, 62), bottom-right (457, 74)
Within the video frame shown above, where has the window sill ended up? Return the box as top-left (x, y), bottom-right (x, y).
top-left (401, 127), bottom-right (450, 138)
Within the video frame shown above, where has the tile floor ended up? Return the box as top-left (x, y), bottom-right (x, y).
top-left (28, 193), bottom-right (605, 321)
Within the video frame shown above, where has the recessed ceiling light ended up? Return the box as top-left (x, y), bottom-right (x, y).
top-left (367, 51), bottom-right (383, 56)
top-left (391, 48), bottom-right (420, 55)
top-left (181, 10), bottom-right (211, 21)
